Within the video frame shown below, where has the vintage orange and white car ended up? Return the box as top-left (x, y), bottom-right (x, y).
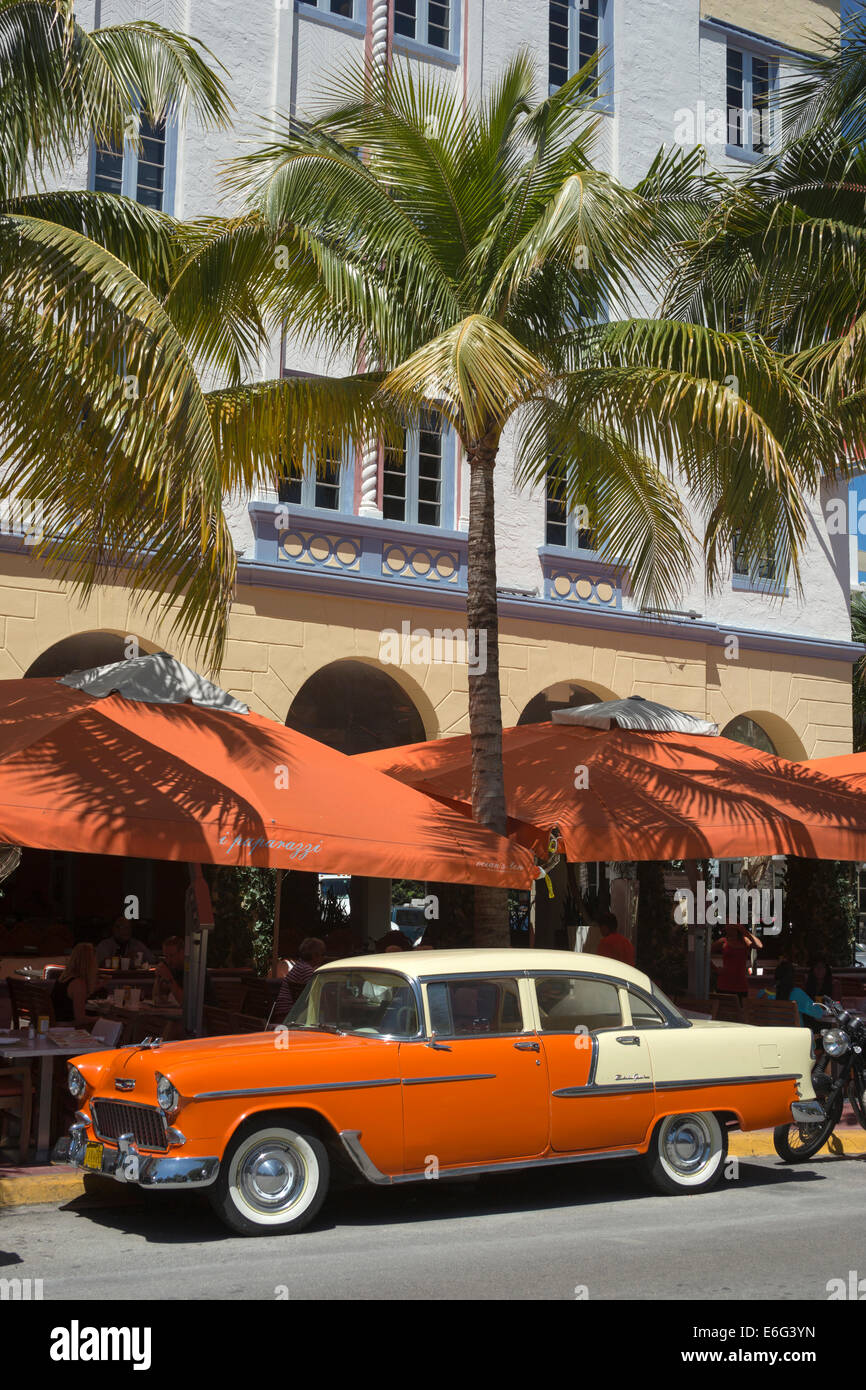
top-left (58, 949), bottom-right (821, 1235)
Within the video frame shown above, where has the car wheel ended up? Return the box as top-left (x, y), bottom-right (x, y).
top-left (208, 1121), bottom-right (330, 1236)
top-left (642, 1112), bottom-right (727, 1195)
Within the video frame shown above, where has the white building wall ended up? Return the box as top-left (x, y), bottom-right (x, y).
top-left (57, 0), bottom-right (850, 649)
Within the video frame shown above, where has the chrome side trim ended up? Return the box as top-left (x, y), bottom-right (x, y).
top-left (338, 1129), bottom-right (639, 1186)
top-left (587, 1034), bottom-right (600, 1086)
top-left (193, 1078), bottom-right (402, 1101)
top-left (340, 1131), bottom-right (391, 1185)
top-left (402, 1073), bottom-right (496, 1086)
top-left (554, 1083), bottom-right (654, 1098)
top-left (654, 1074), bottom-right (799, 1092)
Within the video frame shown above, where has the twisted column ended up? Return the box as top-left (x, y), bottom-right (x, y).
top-left (357, 1), bottom-right (392, 518)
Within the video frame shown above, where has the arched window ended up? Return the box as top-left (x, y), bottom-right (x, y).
top-left (721, 714), bottom-right (777, 755)
top-left (518, 681), bottom-right (600, 726)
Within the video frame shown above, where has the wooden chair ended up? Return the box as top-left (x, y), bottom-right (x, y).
top-left (742, 998), bottom-right (800, 1027)
top-left (208, 979), bottom-right (246, 1012)
top-left (241, 979), bottom-right (279, 1021)
top-left (231, 1012), bottom-right (268, 1034)
top-left (709, 993), bottom-right (742, 1023)
top-left (7, 978), bottom-right (55, 1030)
top-left (202, 1006), bottom-right (236, 1037)
top-left (0, 1066), bottom-right (33, 1164)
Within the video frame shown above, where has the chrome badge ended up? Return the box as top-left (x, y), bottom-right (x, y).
top-left (115, 1078), bottom-right (135, 1091)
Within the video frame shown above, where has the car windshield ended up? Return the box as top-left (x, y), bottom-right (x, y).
top-left (285, 969), bottom-right (419, 1038)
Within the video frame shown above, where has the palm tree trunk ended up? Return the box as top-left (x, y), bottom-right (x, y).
top-left (465, 428), bottom-right (509, 947)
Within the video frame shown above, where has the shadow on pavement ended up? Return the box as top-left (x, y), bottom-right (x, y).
top-left (51, 1152), bottom-right (839, 1246)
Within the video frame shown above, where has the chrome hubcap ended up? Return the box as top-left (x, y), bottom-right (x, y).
top-left (663, 1116), bottom-right (712, 1175)
top-left (237, 1142), bottom-right (305, 1213)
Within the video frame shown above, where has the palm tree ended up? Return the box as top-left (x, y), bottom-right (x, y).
top-left (210, 56), bottom-right (840, 942)
top-left (0, 0), bottom-right (237, 656)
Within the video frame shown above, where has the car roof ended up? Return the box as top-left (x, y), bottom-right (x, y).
top-left (319, 948), bottom-right (653, 991)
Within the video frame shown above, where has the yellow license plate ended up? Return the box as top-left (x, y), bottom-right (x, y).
top-left (83, 1142), bottom-right (103, 1171)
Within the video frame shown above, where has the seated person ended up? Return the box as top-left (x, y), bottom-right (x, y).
top-left (759, 961), bottom-right (824, 1029)
top-left (153, 936), bottom-right (185, 1005)
top-left (95, 916), bottom-right (154, 966)
top-left (53, 942), bottom-right (98, 1027)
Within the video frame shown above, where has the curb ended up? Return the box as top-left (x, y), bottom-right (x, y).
top-left (728, 1129), bottom-right (866, 1158)
top-left (0, 1166), bottom-right (143, 1208)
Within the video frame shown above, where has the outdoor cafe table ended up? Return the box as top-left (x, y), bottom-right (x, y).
top-left (0, 1028), bottom-right (105, 1162)
top-left (86, 999), bottom-right (183, 1044)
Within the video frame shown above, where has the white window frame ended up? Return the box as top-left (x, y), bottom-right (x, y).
top-left (548, 0), bottom-right (613, 109)
top-left (278, 447), bottom-right (352, 515)
top-left (297, 0), bottom-right (366, 30)
top-left (90, 110), bottom-right (179, 215)
top-left (725, 43), bottom-right (778, 162)
top-left (732, 530), bottom-right (788, 595)
top-left (393, 0), bottom-right (460, 62)
top-left (382, 416), bottom-right (456, 530)
top-left (544, 467), bottom-right (594, 551)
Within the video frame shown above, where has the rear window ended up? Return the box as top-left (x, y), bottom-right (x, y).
top-left (535, 976), bottom-right (623, 1033)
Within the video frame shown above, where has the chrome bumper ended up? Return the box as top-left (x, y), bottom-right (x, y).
top-left (54, 1123), bottom-right (219, 1188)
top-left (791, 1100), bottom-right (826, 1124)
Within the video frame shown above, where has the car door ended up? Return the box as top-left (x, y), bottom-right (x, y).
top-left (398, 974), bottom-right (550, 1172)
top-left (533, 972), bottom-right (656, 1153)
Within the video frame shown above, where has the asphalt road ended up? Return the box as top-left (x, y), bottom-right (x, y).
top-left (2, 1153), bottom-right (864, 1300)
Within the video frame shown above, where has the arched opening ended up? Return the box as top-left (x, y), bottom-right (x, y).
top-left (518, 680), bottom-right (610, 726)
top-left (721, 711), bottom-right (807, 762)
top-left (721, 714), bottom-right (777, 755)
top-left (286, 659), bottom-right (426, 754)
top-left (282, 660), bottom-right (428, 952)
top-left (24, 630), bottom-right (156, 679)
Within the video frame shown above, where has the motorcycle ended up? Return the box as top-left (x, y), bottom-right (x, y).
top-left (774, 998), bottom-right (866, 1162)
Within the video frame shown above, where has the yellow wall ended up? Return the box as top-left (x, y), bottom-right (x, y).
top-left (701, 0), bottom-right (838, 52)
top-left (0, 555), bottom-right (852, 759)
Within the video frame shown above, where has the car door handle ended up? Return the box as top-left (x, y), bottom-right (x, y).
top-left (514, 1040), bottom-right (540, 1052)
top-left (616, 1035), bottom-right (640, 1045)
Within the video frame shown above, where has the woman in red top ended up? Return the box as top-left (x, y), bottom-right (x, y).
top-left (716, 925), bottom-right (762, 1000)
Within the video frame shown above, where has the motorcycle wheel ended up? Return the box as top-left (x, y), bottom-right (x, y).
top-left (848, 1075), bottom-right (866, 1130)
top-left (773, 1086), bottom-right (844, 1163)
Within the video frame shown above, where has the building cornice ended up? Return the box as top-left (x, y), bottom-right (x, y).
top-left (236, 554), bottom-right (866, 667)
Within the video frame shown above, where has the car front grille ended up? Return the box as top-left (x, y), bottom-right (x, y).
top-left (91, 1100), bottom-right (167, 1151)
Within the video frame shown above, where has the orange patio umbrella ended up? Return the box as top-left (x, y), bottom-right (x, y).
top-left (359, 698), bottom-right (866, 863)
top-left (803, 753), bottom-right (866, 794)
top-left (0, 655), bottom-right (536, 888)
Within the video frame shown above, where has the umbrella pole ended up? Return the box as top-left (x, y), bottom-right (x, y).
top-left (271, 869), bottom-right (285, 975)
top-left (184, 865), bottom-right (214, 1037)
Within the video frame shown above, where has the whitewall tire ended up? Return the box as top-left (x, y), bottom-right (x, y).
top-left (642, 1111), bottom-right (726, 1195)
top-left (209, 1121), bottom-right (330, 1236)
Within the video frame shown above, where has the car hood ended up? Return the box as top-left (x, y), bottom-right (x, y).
top-left (75, 1029), bottom-right (398, 1100)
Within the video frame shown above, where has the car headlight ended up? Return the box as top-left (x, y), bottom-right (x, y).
top-left (67, 1065), bottom-right (86, 1099)
top-left (822, 1028), bottom-right (850, 1058)
top-left (155, 1072), bottom-right (179, 1117)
